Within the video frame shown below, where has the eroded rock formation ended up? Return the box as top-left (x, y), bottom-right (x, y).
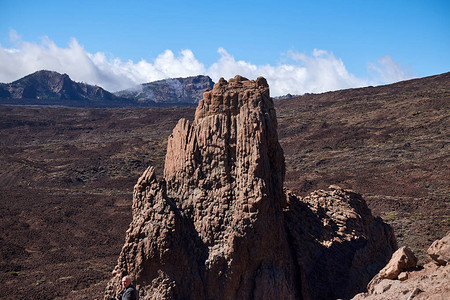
top-left (105, 76), bottom-right (397, 300)
top-left (285, 187), bottom-right (397, 299)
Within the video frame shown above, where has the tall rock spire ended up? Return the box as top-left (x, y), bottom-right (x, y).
top-left (106, 75), bottom-right (298, 299)
top-left (105, 76), bottom-right (396, 300)
top-left (165, 75), bottom-right (296, 298)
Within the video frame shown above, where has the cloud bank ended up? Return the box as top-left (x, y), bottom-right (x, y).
top-left (368, 55), bottom-right (414, 84)
top-left (0, 31), bottom-right (414, 96)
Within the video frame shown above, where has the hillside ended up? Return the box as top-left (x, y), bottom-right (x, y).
top-left (0, 72), bottom-right (448, 299)
top-left (0, 70), bottom-right (132, 107)
top-left (277, 72), bottom-right (450, 258)
top-left (0, 71), bottom-right (214, 107)
top-left (115, 75), bottom-right (214, 104)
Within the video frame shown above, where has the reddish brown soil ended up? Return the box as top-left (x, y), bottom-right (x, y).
top-left (277, 73), bottom-right (450, 262)
top-left (0, 107), bottom-right (195, 299)
top-left (0, 73), bottom-right (448, 299)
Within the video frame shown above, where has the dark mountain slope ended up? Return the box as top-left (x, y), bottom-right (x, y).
top-left (1, 71), bottom-right (214, 107)
top-left (0, 84), bottom-right (11, 98)
top-left (1, 70), bottom-right (123, 103)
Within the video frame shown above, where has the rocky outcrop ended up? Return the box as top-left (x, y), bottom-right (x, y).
top-left (115, 75), bottom-right (214, 104)
top-left (284, 187), bottom-right (397, 299)
top-left (352, 232), bottom-right (450, 300)
top-left (105, 76), bottom-right (397, 300)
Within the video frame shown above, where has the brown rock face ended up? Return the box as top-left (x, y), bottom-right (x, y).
top-left (285, 186), bottom-right (397, 299)
top-left (427, 231), bottom-right (450, 266)
top-left (105, 76), bottom-right (396, 300)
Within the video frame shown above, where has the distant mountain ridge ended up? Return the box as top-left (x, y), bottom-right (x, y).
top-left (0, 70), bottom-right (120, 102)
top-left (115, 75), bottom-right (214, 104)
top-left (0, 71), bottom-right (214, 107)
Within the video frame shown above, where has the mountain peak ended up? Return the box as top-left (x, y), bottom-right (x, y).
top-left (2, 69), bottom-right (117, 102)
top-left (15, 70), bottom-right (70, 84)
top-left (116, 75), bottom-right (214, 104)
top-left (0, 71), bottom-right (216, 107)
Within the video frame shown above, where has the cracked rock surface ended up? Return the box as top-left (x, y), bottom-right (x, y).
top-left (105, 76), bottom-right (396, 300)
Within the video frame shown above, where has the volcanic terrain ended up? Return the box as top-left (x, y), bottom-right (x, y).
top-left (0, 72), bottom-right (448, 299)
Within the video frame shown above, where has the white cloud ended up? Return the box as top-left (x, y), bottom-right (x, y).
top-left (368, 55), bottom-right (414, 83)
top-left (207, 48), bottom-right (370, 96)
top-left (0, 31), bottom-right (205, 91)
top-left (0, 30), bottom-right (414, 96)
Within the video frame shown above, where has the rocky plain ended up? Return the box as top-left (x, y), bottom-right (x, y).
top-left (0, 72), bottom-right (449, 299)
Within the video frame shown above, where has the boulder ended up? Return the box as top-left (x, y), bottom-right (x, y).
top-left (366, 247), bottom-right (417, 294)
top-left (353, 235), bottom-right (450, 300)
top-left (379, 247), bottom-right (417, 280)
top-left (427, 231), bottom-right (450, 266)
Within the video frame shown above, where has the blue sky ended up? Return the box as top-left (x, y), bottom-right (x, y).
top-left (0, 0), bottom-right (449, 96)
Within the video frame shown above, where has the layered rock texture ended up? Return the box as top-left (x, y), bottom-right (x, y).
top-left (105, 76), bottom-right (397, 300)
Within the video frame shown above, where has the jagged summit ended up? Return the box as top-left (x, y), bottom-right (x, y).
top-left (195, 75), bottom-right (269, 120)
top-left (105, 76), bottom-right (396, 300)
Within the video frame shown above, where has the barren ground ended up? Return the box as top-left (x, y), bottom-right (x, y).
top-left (0, 73), bottom-right (449, 299)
